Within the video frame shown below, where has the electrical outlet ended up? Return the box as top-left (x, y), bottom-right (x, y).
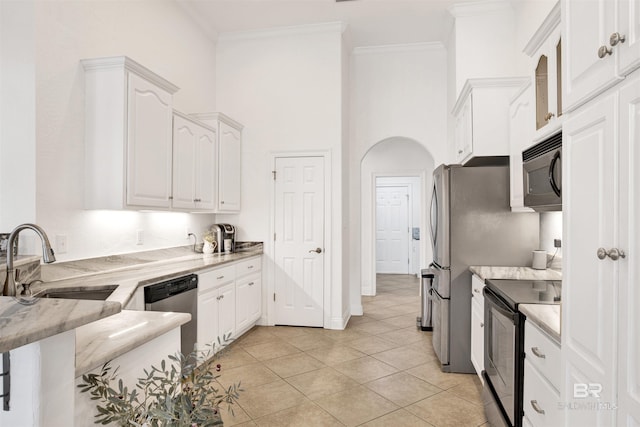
top-left (554, 238), bottom-right (562, 248)
top-left (136, 230), bottom-right (144, 245)
top-left (55, 234), bottom-right (68, 254)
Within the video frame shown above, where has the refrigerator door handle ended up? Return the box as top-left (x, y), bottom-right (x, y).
top-left (429, 183), bottom-right (438, 259)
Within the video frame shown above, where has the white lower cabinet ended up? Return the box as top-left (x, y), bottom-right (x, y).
top-left (523, 320), bottom-right (562, 427)
top-left (196, 256), bottom-right (262, 354)
top-left (470, 274), bottom-right (485, 383)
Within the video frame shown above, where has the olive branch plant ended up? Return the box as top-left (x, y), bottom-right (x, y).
top-left (78, 335), bottom-right (242, 426)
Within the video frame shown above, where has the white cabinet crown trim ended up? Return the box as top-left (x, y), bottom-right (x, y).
top-left (453, 77), bottom-right (530, 115)
top-left (190, 112), bottom-right (244, 130)
top-left (523, 2), bottom-right (561, 56)
top-left (81, 56), bottom-right (179, 94)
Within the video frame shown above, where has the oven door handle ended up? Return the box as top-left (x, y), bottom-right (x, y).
top-left (483, 288), bottom-right (517, 321)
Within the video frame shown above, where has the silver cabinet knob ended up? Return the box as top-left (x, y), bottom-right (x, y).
top-left (309, 247), bottom-right (322, 254)
top-left (458, 149), bottom-right (463, 154)
top-left (480, 322), bottom-right (484, 328)
top-left (610, 32), bottom-right (626, 46)
top-left (597, 247), bottom-right (626, 260)
top-left (473, 288), bottom-right (481, 293)
top-left (598, 45), bottom-right (613, 58)
top-left (544, 112), bottom-right (555, 121)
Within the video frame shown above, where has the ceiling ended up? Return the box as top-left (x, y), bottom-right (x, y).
top-left (177, 0), bottom-right (491, 48)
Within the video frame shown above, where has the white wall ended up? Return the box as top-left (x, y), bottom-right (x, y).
top-left (214, 23), bottom-right (346, 328)
top-left (348, 43), bottom-right (444, 306)
top-left (30, 0), bottom-right (218, 260)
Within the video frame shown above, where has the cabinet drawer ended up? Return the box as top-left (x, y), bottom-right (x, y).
top-left (523, 359), bottom-right (563, 427)
top-left (210, 265), bottom-right (236, 287)
top-left (524, 321), bottom-right (561, 390)
top-left (235, 257), bottom-right (261, 277)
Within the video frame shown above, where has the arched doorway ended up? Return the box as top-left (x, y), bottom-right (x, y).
top-left (360, 137), bottom-right (435, 296)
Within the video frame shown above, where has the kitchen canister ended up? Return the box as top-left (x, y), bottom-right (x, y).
top-left (532, 250), bottom-right (547, 270)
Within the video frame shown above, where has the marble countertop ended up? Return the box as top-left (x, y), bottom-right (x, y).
top-left (0, 297), bottom-right (121, 353)
top-left (469, 265), bottom-right (562, 281)
top-left (0, 244), bottom-right (262, 374)
top-left (75, 310), bottom-right (191, 376)
top-left (519, 303), bottom-right (561, 344)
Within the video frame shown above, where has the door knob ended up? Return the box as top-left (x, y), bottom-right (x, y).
top-left (597, 247), bottom-right (626, 260)
top-left (610, 32), bottom-right (626, 46)
top-left (309, 248), bottom-right (322, 254)
top-left (598, 45), bottom-right (613, 58)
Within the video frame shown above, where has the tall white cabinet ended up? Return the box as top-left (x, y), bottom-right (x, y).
top-left (562, 70), bottom-right (640, 426)
top-left (172, 112), bottom-right (217, 211)
top-left (191, 112), bottom-right (243, 213)
top-left (82, 57), bottom-right (178, 210)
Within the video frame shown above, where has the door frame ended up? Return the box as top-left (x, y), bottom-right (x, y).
top-left (375, 183), bottom-right (411, 274)
top-left (366, 171), bottom-right (427, 296)
top-left (267, 150), bottom-right (332, 328)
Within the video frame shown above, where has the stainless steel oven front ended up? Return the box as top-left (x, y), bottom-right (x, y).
top-left (522, 132), bottom-right (562, 212)
top-left (482, 287), bottom-right (525, 427)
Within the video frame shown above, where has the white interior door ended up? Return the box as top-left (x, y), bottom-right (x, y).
top-left (376, 185), bottom-right (409, 274)
top-left (274, 156), bottom-right (325, 327)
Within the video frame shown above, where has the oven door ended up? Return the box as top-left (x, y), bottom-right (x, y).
top-left (523, 148), bottom-right (562, 211)
top-left (484, 288), bottom-right (518, 427)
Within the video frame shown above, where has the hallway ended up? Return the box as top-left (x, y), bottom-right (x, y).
top-left (216, 274), bottom-right (486, 426)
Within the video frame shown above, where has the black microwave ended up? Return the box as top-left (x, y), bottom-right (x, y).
top-left (522, 132), bottom-right (562, 211)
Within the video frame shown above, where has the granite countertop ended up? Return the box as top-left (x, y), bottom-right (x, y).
top-left (519, 303), bottom-right (561, 344)
top-left (469, 264), bottom-right (561, 344)
top-left (0, 244), bottom-right (263, 375)
top-left (469, 265), bottom-right (562, 281)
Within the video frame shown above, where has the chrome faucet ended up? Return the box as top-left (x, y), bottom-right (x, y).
top-left (3, 223), bottom-right (56, 297)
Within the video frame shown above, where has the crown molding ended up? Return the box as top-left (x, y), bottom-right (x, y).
top-left (523, 2), bottom-right (561, 56)
top-left (218, 21), bottom-right (346, 43)
top-left (352, 41), bottom-right (445, 56)
top-left (448, 0), bottom-right (512, 18)
top-left (190, 112), bottom-right (244, 130)
top-left (452, 76), bottom-right (529, 114)
top-left (81, 56), bottom-right (179, 94)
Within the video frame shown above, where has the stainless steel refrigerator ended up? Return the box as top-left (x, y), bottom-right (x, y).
top-left (428, 163), bottom-right (539, 373)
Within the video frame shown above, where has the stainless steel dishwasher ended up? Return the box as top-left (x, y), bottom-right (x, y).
top-left (144, 274), bottom-right (198, 356)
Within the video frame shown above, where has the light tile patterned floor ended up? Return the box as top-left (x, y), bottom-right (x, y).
top-left (216, 274), bottom-right (487, 427)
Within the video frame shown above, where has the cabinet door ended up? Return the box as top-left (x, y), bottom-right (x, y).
top-left (172, 115), bottom-right (197, 209)
top-left (617, 74), bottom-right (640, 426)
top-left (454, 94), bottom-right (473, 163)
top-left (217, 283), bottom-right (236, 341)
top-left (509, 82), bottom-right (535, 211)
top-left (126, 73), bottom-right (173, 208)
top-left (617, 0), bottom-right (640, 76)
top-left (470, 298), bottom-right (484, 379)
top-left (236, 274), bottom-right (261, 333)
top-left (563, 0), bottom-right (620, 111)
top-left (562, 92), bottom-right (617, 427)
top-left (195, 128), bottom-right (217, 210)
top-left (218, 122), bottom-right (241, 212)
top-left (197, 289), bottom-right (219, 352)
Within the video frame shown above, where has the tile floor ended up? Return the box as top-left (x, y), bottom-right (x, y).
top-left (216, 274), bottom-right (487, 427)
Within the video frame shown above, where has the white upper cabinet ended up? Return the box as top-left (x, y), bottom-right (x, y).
top-left (191, 112), bottom-right (243, 213)
top-left (452, 77), bottom-right (529, 164)
top-left (524, 3), bottom-right (563, 141)
top-left (508, 81), bottom-right (535, 211)
top-left (172, 112), bottom-right (217, 211)
top-left (562, 0), bottom-right (640, 112)
top-left (82, 57), bottom-right (178, 210)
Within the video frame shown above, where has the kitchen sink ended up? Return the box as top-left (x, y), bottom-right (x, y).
top-left (36, 284), bottom-right (118, 301)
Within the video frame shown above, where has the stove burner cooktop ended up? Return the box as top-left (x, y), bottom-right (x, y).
top-left (485, 279), bottom-right (561, 310)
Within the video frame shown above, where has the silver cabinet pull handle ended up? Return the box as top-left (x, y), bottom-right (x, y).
top-left (473, 288), bottom-right (480, 293)
top-left (248, 265), bottom-right (254, 269)
top-left (531, 347), bottom-right (546, 359)
top-left (531, 400), bottom-right (545, 414)
top-left (217, 276), bottom-right (225, 280)
top-left (219, 294), bottom-right (224, 300)
top-left (597, 247), bottom-right (626, 260)
top-left (598, 45), bottom-right (613, 58)
top-left (610, 32), bottom-right (626, 46)
top-left (248, 282), bottom-right (254, 286)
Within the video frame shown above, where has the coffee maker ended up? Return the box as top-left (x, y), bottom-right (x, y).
top-left (211, 224), bottom-right (236, 253)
